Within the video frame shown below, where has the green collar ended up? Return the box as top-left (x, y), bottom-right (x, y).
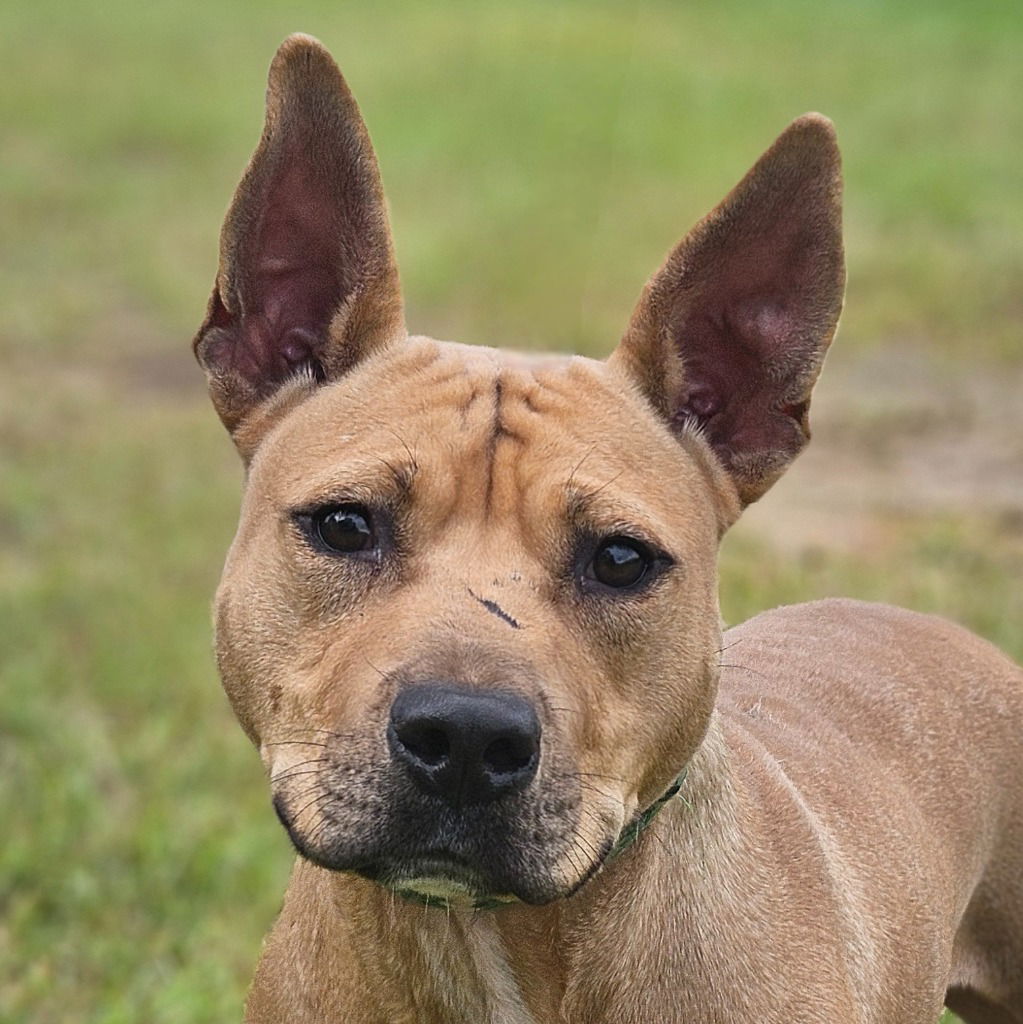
top-left (394, 768), bottom-right (688, 912)
top-left (604, 768), bottom-right (688, 864)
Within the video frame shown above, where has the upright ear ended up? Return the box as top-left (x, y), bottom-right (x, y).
top-left (611, 114), bottom-right (844, 509)
top-left (193, 34), bottom-right (404, 446)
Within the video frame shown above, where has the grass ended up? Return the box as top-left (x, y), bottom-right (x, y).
top-left (2, 1), bottom-right (1020, 1020)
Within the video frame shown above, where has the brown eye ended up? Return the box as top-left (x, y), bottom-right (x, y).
top-left (315, 505), bottom-right (375, 554)
top-left (590, 537), bottom-right (653, 589)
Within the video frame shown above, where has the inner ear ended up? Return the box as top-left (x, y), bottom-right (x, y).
top-left (613, 113), bottom-right (845, 508)
top-left (194, 34), bottom-right (404, 441)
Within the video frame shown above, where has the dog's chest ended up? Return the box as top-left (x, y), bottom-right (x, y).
top-left (418, 918), bottom-right (539, 1024)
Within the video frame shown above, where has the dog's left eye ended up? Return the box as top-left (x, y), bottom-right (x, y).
top-left (587, 536), bottom-right (656, 589)
top-left (313, 504), bottom-right (376, 554)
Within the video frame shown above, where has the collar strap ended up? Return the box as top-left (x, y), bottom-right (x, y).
top-left (394, 769), bottom-right (689, 912)
top-left (605, 768), bottom-right (688, 864)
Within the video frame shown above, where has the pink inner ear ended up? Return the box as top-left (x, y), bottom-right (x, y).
top-left (668, 198), bottom-right (832, 444)
top-left (678, 385), bottom-right (721, 420)
top-left (279, 327), bottom-right (322, 370)
top-left (671, 291), bottom-right (816, 479)
top-left (207, 128), bottom-right (392, 397)
top-left (734, 301), bottom-right (797, 356)
top-left (223, 156), bottom-right (357, 388)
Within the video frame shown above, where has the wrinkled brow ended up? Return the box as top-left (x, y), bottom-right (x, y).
top-left (285, 456), bottom-right (418, 511)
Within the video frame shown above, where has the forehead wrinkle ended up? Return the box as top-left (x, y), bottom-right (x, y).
top-left (473, 372), bottom-right (563, 543)
top-left (483, 373), bottom-right (506, 516)
top-left (525, 381), bottom-right (701, 543)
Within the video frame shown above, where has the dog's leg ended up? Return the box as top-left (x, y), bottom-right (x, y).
top-left (946, 805), bottom-right (1023, 1022)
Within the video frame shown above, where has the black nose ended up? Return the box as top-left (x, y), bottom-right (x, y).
top-left (388, 684), bottom-right (541, 807)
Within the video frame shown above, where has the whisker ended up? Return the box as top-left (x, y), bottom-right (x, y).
top-left (279, 781), bottom-right (327, 806)
top-left (558, 831), bottom-right (587, 881)
top-left (270, 757), bottom-right (330, 783)
top-left (566, 445), bottom-right (597, 490)
top-left (575, 781), bottom-right (616, 801)
top-left (291, 787), bottom-right (331, 824)
top-left (549, 767), bottom-right (627, 787)
top-left (282, 725), bottom-right (360, 740)
top-left (589, 469), bottom-right (625, 499)
top-left (265, 739), bottom-right (332, 749)
top-left (571, 770), bottom-right (627, 784)
top-left (266, 724), bottom-right (363, 748)
top-left (718, 661), bottom-right (770, 682)
top-left (357, 413), bottom-right (420, 481)
top-left (384, 426), bottom-right (419, 477)
top-left (571, 829), bottom-right (602, 865)
top-left (270, 767), bottom-right (329, 786)
top-left (362, 656), bottom-right (389, 682)
top-left (307, 794), bottom-right (339, 844)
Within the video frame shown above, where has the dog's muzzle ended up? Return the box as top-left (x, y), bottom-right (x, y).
top-left (270, 683), bottom-right (617, 907)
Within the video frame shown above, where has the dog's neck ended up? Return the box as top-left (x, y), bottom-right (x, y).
top-left (311, 718), bottom-right (739, 1024)
top-left (354, 896), bottom-right (553, 1024)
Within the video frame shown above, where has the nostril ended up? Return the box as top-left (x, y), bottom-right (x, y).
top-left (399, 723), bottom-right (450, 767)
top-left (482, 735), bottom-right (535, 776)
top-left (389, 684), bottom-right (541, 804)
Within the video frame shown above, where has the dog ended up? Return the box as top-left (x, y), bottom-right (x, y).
top-left (192, 34), bottom-right (1023, 1024)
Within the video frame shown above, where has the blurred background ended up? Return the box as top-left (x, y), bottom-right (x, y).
top-left (2, 1), bottom-right (1020, 1020)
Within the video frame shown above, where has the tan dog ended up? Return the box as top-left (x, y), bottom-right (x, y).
top-left (193, 34), bottom-right (1023, 1024)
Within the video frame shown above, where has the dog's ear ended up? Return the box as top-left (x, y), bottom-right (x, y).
top-left (611, 114), bottom-right (844, 509)
top-left (193, 34), bottom-right (404, 449)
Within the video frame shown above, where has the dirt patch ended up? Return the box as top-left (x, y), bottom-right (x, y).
top-left (741, 344), bottom-right (1023, 553)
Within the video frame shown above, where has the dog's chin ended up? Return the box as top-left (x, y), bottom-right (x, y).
top-left (359, 856), bottom-right (521, 909)
top-left (359, 853), bottom-right (572, 907)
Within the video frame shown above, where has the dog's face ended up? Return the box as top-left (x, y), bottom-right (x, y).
top-left (195, 35), bottom-right (843, 906)
top-left (216, 342), bottom-right (728, 903)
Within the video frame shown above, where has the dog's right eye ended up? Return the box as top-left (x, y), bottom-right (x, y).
top-left (313, 504), bottom-right (376, 554)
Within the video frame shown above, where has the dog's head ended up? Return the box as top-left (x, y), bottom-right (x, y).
top-left (194, 35), bottom-right (843, 907)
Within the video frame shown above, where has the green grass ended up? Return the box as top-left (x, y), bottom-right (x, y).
top-left (2, 0), bottom-right (1020, 1020)
top-left (2, 0), bottom-right (1022, 363)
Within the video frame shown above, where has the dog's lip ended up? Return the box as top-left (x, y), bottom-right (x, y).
top-left (378, 851), bottom-right (482, 888)
top-left (369, 852), bottom-right (521, 905)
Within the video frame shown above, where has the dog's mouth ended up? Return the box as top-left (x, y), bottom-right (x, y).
top-left (272, 785), bottom-right (607, 907)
